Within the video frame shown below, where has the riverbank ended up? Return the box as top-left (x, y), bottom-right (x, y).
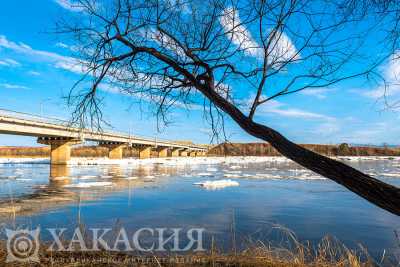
top-left (0, 155), bottom-right (399, 165)
top-left (208, 142), bottom-right (400, 156)
top-left (1, 143), bottom-right (399, 159)
top-left (0, 234), bottom-right (396, 267)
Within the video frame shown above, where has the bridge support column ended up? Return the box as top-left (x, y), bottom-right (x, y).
top-left (100, 142), bottom-right (125, 160)
top-left (38, 137), bottom-right (81, 165)
top-left (180, 150), bottom-right (188, 157)
top-left (139, 146), bottom-right (152, 159)
top-left (171, 148), bottom-right (181, 157)
top-left (157, 147), bottom-right (169, 158)
top-left (50, 164), bottom-right (70, 178)
top-left (190, 151), bottom-right (197, 157)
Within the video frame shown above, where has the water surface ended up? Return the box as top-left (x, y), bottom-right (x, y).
top-left (0, 157), bottom-right (399, 258)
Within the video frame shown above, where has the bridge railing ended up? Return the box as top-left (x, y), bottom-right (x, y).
top-left (0, 108), bottom-right (203, 148)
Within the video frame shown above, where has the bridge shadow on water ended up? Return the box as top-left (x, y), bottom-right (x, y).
top-left (0, 163), bottom-right (178, 220)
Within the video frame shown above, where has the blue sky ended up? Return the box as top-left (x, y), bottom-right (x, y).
top-left (0, 0), bottom-right (399, 146)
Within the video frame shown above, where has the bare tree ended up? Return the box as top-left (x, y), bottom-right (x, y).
top-left (57, 0), bottom-right (400, 215)
top-left (337, 0), bottom-right (400, 110)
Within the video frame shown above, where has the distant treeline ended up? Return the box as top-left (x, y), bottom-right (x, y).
top-left (207, 143), bottom-right (400, 157)
top-left (0, 143), bottom-right (399, 158)
top-left (0, 146), bottom-right (157, 158)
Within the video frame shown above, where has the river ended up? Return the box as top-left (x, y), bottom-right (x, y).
top-left (0, 156), bottom-right (399, 259)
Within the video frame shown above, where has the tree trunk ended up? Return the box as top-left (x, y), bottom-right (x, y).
top-left (246, 121), bottom-right (400, 215)
top-left (199, 85), bottom-right (400, 216)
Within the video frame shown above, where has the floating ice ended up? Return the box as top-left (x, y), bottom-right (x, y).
top-left (381, 173), bottom-right (400, 177)
top-left (194, 179), bottom-right (239, 189)
top-left (229, 165), bottom-right (241, 169)
top-left (125, 176), bottom-right (139, 180)
top-left (0, 158), bottom-right (49, 164)
top-left (224, 170), bottom-right (242, 174)
top-left (197, 172), bottom-right (214, 177)
top-left (64, 182), bottom-right (113, 188)
top-left (2, 156), bottom-right (400, 167)
top-left (78, 175), bottom-right (97, 179)
top-left (223, 174), bottom-right (242, 178)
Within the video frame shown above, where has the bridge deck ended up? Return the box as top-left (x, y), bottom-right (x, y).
top-left (0, 109), bottom-right (205, 151)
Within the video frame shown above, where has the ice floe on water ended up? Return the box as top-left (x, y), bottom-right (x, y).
top-left (223, 173), bottom-right (242, 178)
top-left (197, 172), bottom-right (214, 177)
top-left (194, 179), bottom-right (239, 190)
top-left (15, 178), bottom-right (32, 181)
top-left (125, 176), bottom-right (139, 180)
top-left (380, 173), bottom-right (400, 177)
top-left (229, 165), bottom-right (241, 169)
top-left (219, 172), bottom-right (327, 180)
top-left (0, 158), bottom-right (49, 164)
top-left (78, 175), bottom-right (98, 179)
top-left (336, 156), bottom-right (400, 161)
top-left (0, 156), bottom-right (292, 166)
top-left (64, 182), bottom-right (113, 188)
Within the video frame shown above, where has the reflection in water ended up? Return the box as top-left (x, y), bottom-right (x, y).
top-left (49, 164), bottom-right (72, 188)
top-left (50, 164), bottom-right (70, 179)
top-left (107, 165), bottom-right (123, 177)
top-left (0, 163), bottom-right (172, 218)
top-left (0, 158), bottom-right (399, 258)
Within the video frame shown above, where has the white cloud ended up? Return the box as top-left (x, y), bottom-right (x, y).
top-left (361, 53), bottom-right (400, 101)
top-left (314, 121), bottom-right (341, 136)
top-left (253, 99), bottom-right (334, 121)
top-left (220, 7), bottom-right (261, 58)
top-left (268, 107), bottom-right (331, 119)
top-left (0, 83), bottom-right (29, 89)
top-left (53, 0), bottom-right (84, 12)
top-left (55, 61), bottom-right (85, 74)
top-left (0, 58), bottom-right (20, 67)
top-left (219, 7), bottom-right (299, 64)
top-left (300, 88), bottom-right (334, 99)
top-left (0, 35), bottom-right (83, 74)
top-left (143, 28), bottom-right (187, 59)
top-left (100, 83), bottom-right (201, 110)
top-left (27, 71), bottom-right (41, 76)
top-left (55, 42), bottom-right (69, 49)
top-left (0, 35), bottom-right (65, 61)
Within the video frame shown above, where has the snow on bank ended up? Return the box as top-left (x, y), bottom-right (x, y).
top-left (194, 179), bottom-right (239, 190)
top-left (1, 156), bottom-right (399, 166)
top-left (0, 158), bottom-right (49, 164)
top-left (67, 156), bottom-right (292, 166)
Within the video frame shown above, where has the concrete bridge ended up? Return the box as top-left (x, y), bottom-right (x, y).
top-left (0, 109), bottom-right (207, 164)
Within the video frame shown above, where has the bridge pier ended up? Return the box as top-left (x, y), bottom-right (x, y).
top-left (38, 137), bottom-right (81, 165)
top-left (180, 150), bottom-right (189, 157)
top-left (157, 147), bottom-right (169, 158)
top-left (100, 142), bottom-right (125, 160)
top-left (139, 146), bottom-right (152, 159)
top-left (171, 148), bottom-right (181, 157)
top-left (189, 151), bottom-right (197, 157)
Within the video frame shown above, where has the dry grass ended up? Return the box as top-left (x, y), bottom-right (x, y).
top-left (0, 229), bottom-right (398, 267)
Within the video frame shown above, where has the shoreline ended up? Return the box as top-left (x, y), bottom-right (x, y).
top-left (0, 155), bottom-right (399, 165)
